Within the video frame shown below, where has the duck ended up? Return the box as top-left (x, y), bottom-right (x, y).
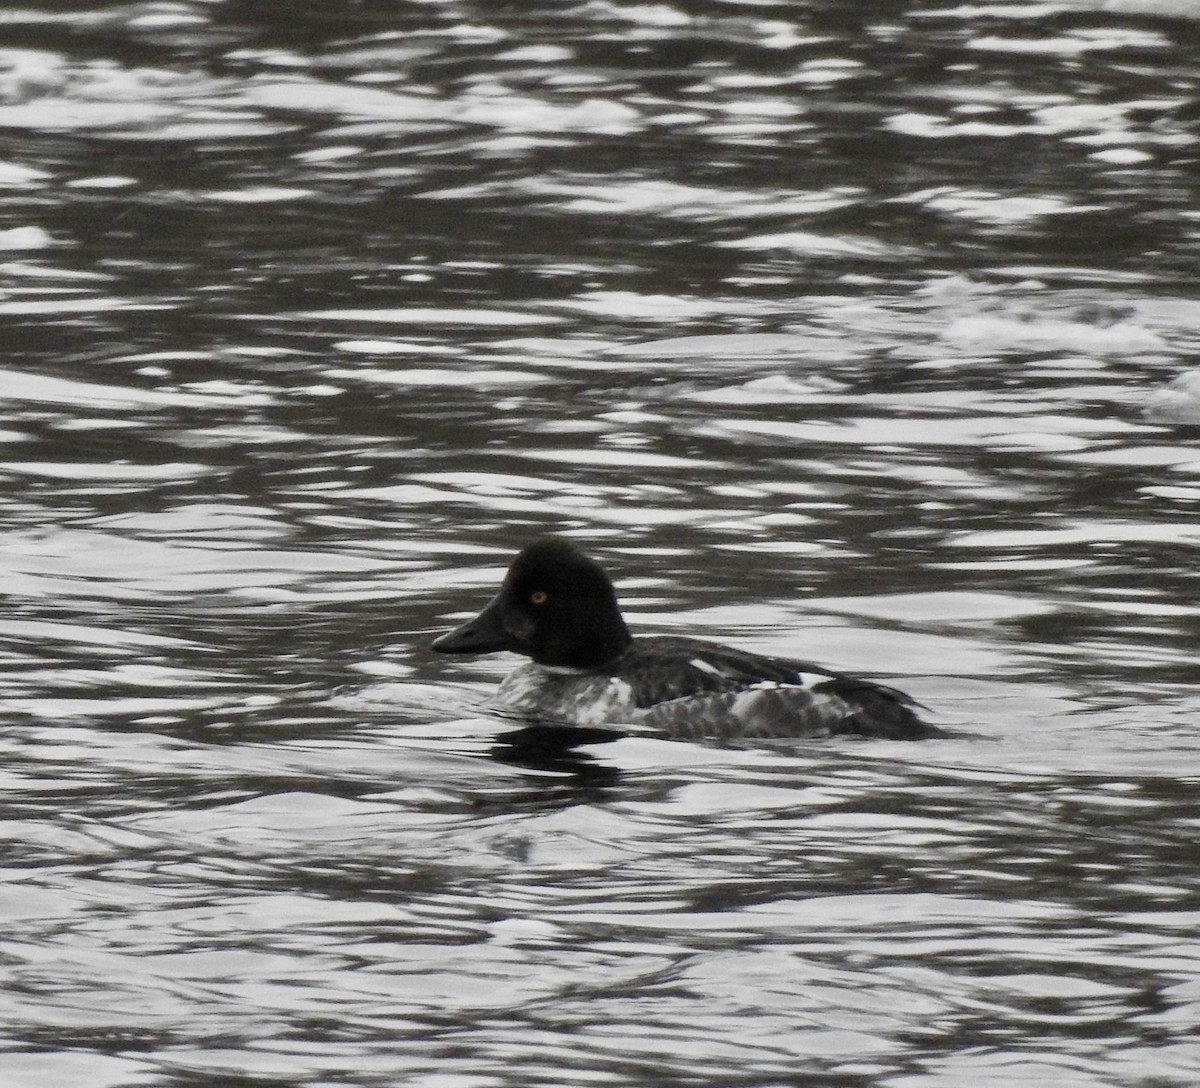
top-left (431, 536), bottom-right (931, 740)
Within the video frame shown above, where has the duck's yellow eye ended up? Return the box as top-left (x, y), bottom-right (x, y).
top-left (530, 590), bottom-right (549, 606)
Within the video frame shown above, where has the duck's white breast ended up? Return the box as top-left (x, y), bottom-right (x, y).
top-left (494, 663), bottom-right (638, 727)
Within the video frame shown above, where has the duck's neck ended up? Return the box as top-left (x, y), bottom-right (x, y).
top-left (549, 613), bottom-right (632, 671)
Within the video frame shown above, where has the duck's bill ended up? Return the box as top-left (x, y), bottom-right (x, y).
top-left (431, 596), bottom-right (514, 655)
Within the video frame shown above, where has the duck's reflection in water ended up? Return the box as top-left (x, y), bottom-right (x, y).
top-left (490, 722), bottom-right (626, 786)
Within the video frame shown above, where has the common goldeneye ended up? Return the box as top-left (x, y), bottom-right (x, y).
top-left (432, 537), bottom-right (930, 740)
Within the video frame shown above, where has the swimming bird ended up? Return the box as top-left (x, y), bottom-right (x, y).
top-left (432, 536), bottom-right (930, 740)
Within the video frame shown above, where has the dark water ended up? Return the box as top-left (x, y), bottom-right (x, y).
top-left (2, 2), bottom-right (1200, 1085)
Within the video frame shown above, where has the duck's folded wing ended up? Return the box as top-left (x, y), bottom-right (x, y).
top-left (622, 637), bottom-right (928, 740)
top-left (620, 636), bottom-right (838, 706)
top-left (807, 675), bottom-right (928, 738)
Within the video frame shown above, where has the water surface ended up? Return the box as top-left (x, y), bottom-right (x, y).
top-left (1, 2), bottom-right (1199, 1085)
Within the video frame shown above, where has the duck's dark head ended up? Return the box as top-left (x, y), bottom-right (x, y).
top-left (431, 536), bottom-right (631, 669)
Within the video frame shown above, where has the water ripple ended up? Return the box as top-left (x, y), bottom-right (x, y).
top-left (0, 3), bottom-right (1198, 1086)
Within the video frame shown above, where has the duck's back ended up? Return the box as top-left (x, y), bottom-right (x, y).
top-left (494, 635), bottom-right (929, 740)
top-left (621, 636), bottom-right (927, 740)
